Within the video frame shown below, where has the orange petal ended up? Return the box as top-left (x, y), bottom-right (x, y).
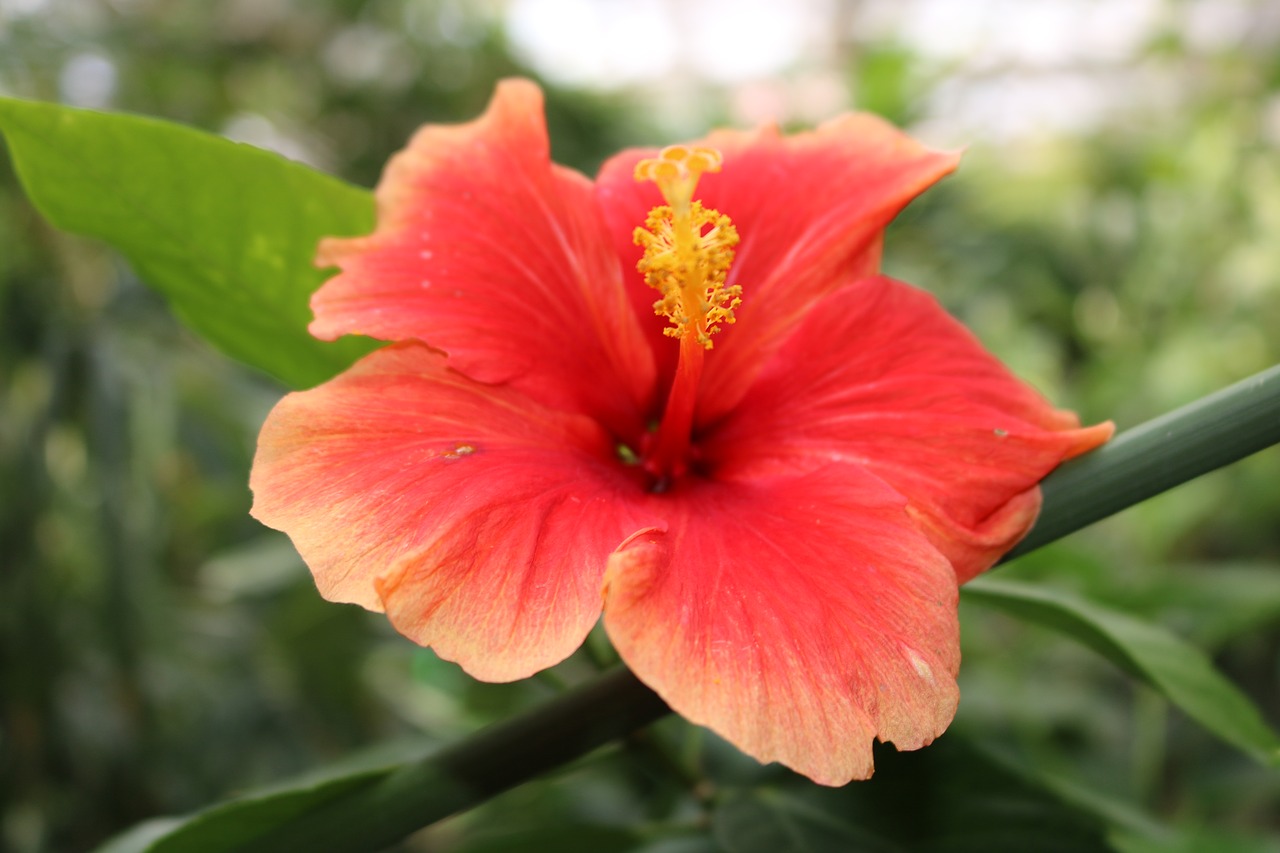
top-left (250, 342), bottom-right (652, 681)
top-left (603, 466), bottom-right (960, 785)
top-left (312, 79), bottom-right (655, 441)
top-left (708, 276), bottom-right (1114, 582)
top-left (596, 115), bottom-right (957, 424)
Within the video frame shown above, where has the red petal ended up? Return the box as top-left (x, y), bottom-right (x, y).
top-left (603, 466), bottom-right (960, 785)
top-left (250, 342), bottom-right (652, 681)
top-left (311, 79), bottom-right (655, 439)
top-left (596, 115), bottom-right (956, 423)
top-left (707, 276), bottom-right (1114, 582)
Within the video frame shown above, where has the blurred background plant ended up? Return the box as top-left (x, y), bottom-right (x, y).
top-left (1, 1), bottom-right (1277, 851)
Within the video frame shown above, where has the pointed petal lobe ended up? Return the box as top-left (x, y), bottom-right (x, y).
top-left (250, 342), bottom-right (651, 681)
top-left (596, 115), bottom-right (957, 422)
top-left (709, 276), bottom-right (1114, 582)
top-left (603, 466), bottom-right (960, 785)
top-left (311, 79), bottom-right (654, 437)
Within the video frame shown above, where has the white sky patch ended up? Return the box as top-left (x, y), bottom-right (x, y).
top-left (877, 0), bottom-right (1160, 68)
top-left (931, 72), bottom-right (1111, 141)
top-left (886, 0), bottom-right (989, 62)
top-left (222, 112), bottom-right (321, 168)
top-left (0, 0), bottom-right (51, 17)
top-left (503, 0), bottom-right (1261, 141)
top-left (857, 0), bottom-right (1166, 143)
top-left (505, 0), bottom-right (678, 88)
top-left (683, 0), bottom-right (819, 83)
top-left (505, 0), bottom-right (822, 88)
top-left (59, 52), bottom-right (116, 109)
top-left (1182, 0), bottom-right (1255, 51)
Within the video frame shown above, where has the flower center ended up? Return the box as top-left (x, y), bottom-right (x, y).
top-left (632, 145), bottom-right (741, 488)
top-left (633, 146), bottom-right (741, 349)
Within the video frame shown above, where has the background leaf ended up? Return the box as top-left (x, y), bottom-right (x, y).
top-left (0, 97), bottom-right (378, 388)
top-left (712, 738), bottom-right (1119, 853)
top-left (963, 578), bottom-right (1280, 767)
top-left (91, 739), bottom-right (435, 853)
top-left (443, 823), bottom-right (647, 853)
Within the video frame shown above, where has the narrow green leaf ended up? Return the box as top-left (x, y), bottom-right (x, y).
top-left (0, 97), bottom-right (378, 388)
top-left (447, 823), bottom-right (647, 853)
top-left (715, 789), bottom-right (900, 853)
top-left (1146, 562), bottom-right (1280, 648)
top-left (966, 746), bottom-right (1178, 849)
top-left (94, 819), bottom-right (185, 853)
top-left (963, 578), bottom-right (1280, 766)
top-left (92, 739), bottom-right (435, 853)
top-left (92, 669), bottom-right (670, 853)
top-left (712, 738), bottom-right (1116, 853)
top-left (106, 772), bottom-right (386, 853)
top-left (1108, 827), bottom-right (1280, 853)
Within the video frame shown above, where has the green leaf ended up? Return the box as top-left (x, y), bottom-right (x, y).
top-left (1109, 826), bottom-right (1280, 853)
top-left (94, 819), bottom-right (185, 853)
top-left (1133, 562), bottom-right (1280, 649)
top-left (712, 738), bottom-right (1115, 853)
top-left (0, 97), bottom-right (378, 388)
top-left (446, 823), bottom-right (647, 853)
top-left (95, 669), bottom-right (671, 853)
top-left (95, 772), bottom-right (387, 853)
top-left (92, 739), bottom-right (435, 853)
top-left (963, 578), bottom-right (1280, 766)
top-left (715, 789), bottom-right (900, 853)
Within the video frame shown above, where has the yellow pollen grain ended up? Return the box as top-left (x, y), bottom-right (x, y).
top-left (632, 145), bottom-right (741, 348)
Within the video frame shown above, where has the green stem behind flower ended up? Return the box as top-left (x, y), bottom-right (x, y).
top-left (1003, 362), bottom-right (1280, 561)
top-left (159, 363), bottom-right (1280, 853)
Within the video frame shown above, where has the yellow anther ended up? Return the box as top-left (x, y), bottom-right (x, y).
top-left (633, 145), bottom-right (740, 349)
top-left (635, 158), bottom-right (683, 186)
top-left (634, 145), bottom-right (725, 215)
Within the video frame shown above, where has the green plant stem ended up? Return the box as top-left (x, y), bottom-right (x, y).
top-left (1003, 362), bottom-right (1280, 560)
top-left (244, 363), bottom-right (1280, 851)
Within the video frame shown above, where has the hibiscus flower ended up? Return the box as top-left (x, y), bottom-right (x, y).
top-left (250, 79), bottom-right (1112, 785)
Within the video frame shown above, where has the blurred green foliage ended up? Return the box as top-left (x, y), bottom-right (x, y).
top-left (1, 1), bottom-right (1277, 851)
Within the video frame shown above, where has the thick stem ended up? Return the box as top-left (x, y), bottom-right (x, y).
top-left (1001, 363), bottom-right (1280, 561)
